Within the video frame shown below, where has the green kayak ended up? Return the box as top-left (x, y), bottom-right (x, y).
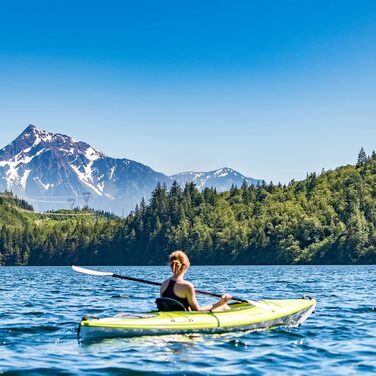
top-left (78, 297), bottom-right (316, 340)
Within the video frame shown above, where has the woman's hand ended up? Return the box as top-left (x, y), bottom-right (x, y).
top-left (218, 293), bottom-right (232, 306)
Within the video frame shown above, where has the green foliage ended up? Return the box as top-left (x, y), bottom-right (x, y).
top-left (0, 193), bottom-right (120, 266)
top-left (0, 155), bottom-right (376, 265)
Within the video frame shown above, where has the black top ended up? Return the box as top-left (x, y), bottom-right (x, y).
top-left (161, 279), bottom-right (190, 310)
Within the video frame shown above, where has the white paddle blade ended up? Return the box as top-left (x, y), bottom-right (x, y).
top-left (72, 265), bottom-right (113, 277)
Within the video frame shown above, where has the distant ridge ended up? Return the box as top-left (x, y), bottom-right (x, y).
top-left (0, 125), bottom-right (263, 214)
top-left (171, 168), bottom-right (262, 191)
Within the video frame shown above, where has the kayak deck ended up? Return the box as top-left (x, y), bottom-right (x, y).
top-left (78, 298), bottom-right (316, 340)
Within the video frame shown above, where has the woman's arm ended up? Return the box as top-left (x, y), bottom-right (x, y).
top-left (186, 283), bottom-right (231, 311)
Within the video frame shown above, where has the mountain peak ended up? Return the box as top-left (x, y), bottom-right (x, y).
top-left (0, 125), bottom-right (106, 191)
top-left (15, 125), bottom-right (103, 157)
top-left (25, 124), bottom-right (36, 131)
top-left (19, 124), bottom-right (37, 139)
top-left (22, 124), bottom-right (49, 136)
top-left (19, 124), bottom-right (53, 143)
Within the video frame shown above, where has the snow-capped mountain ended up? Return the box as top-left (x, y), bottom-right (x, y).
top-left (0, 125), bottom-right (263, 214)
top-left (0, 125), bottom-right (170, 214)
top-left (171, 168), bottom-right (262, 191)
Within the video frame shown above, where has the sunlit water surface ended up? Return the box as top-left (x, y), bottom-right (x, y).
top-left (1, 265), bottom-right (376, 375)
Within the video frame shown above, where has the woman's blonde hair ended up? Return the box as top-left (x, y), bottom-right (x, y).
top-left (169, 250), bottom-right (190, 275)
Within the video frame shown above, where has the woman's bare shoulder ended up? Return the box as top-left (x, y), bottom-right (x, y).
top-left (161, 278), bottom-right (171, 289)
top-left (179, 280), bottom-right (194, 290)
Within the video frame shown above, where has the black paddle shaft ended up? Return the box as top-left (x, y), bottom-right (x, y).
top-left (112, 273), bottom-right (248, 303)
top-left (113, 274), bottom-right (161, 287)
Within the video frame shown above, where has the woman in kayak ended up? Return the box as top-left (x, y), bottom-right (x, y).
top-left (160, 250), bottom-right (232, 311)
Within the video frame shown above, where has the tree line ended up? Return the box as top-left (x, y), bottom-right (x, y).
top-left (0, 149), bottom-right (375, 265)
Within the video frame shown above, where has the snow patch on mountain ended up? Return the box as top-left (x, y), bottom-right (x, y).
top-left (85, 147), bottom-right (102, 161)
top-left (20, 169), bottom-right (31, 190)
top-left (33, 177), bottom-right (54, 191)
top-left (109, 166), bottom-right (116, 179)
top-left (70, 163), bottom-right (103, 196)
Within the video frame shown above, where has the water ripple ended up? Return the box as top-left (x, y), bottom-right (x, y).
top-left (1, 265), bottom-right (376, 375)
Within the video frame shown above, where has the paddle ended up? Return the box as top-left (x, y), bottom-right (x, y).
top-left (72, 265), bottom-right (281, 312)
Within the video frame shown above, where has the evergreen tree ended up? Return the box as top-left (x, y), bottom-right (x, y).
top-left (357, 147), bottom-right (367, 166)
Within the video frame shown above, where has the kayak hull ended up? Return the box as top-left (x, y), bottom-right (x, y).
top-left (79, 298), bottom-right (316, 340)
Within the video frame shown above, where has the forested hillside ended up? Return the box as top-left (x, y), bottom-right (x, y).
top-left (0, 192), bottom-right (119, 265)
top-left (1, 151), bottom-right (375, 266)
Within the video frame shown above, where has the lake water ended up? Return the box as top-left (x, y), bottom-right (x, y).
top-left (1, 265), bottom-right (376, 375)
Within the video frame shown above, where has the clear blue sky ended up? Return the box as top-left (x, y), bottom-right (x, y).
top-left (1, 1), bottom-right (376, 183)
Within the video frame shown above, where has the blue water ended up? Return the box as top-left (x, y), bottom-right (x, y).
top-left (1, 265), bottom-right (376, 375)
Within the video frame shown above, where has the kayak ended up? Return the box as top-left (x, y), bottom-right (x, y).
top-left (78, 297), bottom-right (316, 340)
